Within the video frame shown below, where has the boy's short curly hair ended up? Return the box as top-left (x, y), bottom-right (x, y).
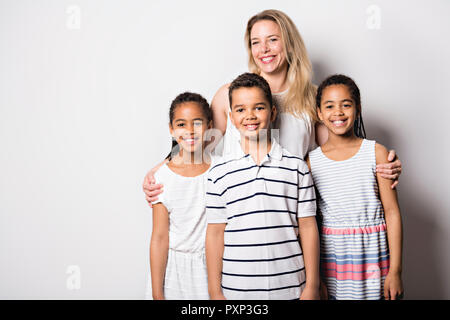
top-left (228, 72), bottom-right (273, 108)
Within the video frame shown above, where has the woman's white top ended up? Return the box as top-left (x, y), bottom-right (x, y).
top-left (218, 90), bottom-right (317, 159)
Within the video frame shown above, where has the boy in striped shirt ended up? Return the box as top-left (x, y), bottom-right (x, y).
top-left (205, 73), bottom-right (320, 300)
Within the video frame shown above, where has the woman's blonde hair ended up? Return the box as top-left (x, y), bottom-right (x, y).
top-left (245, 9), bottom-right (318, 123)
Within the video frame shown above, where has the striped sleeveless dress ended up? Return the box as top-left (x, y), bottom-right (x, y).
top-left (309, 139), bottom-right (390, 300)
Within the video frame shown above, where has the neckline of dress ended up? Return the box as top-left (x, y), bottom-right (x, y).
top-left (272, 88), bottom-right (288, 96)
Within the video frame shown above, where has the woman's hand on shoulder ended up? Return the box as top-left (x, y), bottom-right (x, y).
top-left (142, 160), bottom-right (168, 207)
top-left (375, 145), bottom-right (402, 189)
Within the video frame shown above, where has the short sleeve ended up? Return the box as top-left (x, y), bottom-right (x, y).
top-left (151, 168), bottom-right (166, 207)
top-left (297, 161), bottom-right (317, 218)
top-left (205, 173), bottom-right (227, 224)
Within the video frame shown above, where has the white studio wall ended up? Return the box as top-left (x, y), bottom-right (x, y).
top-left (0, 0), bottom-right (449, 299)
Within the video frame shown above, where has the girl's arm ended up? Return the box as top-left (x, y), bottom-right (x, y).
top-left (205, 223), bottom-right (227, 300)
top-left (143, 160), bottom-right (168, 207)
top-left (298, 216), bottom-right (321, 300)
top-left (314, 122), bottom-right (403, 188)
top-left (305, 155), bottom-right (328, 300)
top-left (375, 143), bottom-right (404, 300)
top-left (150, 203), bottom-right (170, 300)
top-left (376, 151), bottom-right (402, 189)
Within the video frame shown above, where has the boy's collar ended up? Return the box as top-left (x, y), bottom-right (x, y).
top-left (267, 138), bottom-right (283, 161)
top-left (237, 137), bottom-right (283, 161)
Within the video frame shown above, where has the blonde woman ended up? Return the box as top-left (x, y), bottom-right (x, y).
top-left (143, 9), bottom-right (402, 299)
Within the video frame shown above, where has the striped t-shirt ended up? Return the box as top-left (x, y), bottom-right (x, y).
top-left (206, 139), bottom-right (316, 300)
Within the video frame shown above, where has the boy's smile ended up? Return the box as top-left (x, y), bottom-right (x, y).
top-left (229, 87), bottom-right (277, 142)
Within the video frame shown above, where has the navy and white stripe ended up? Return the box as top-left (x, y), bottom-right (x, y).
top-left (206, 139), bottom-right (316, 300)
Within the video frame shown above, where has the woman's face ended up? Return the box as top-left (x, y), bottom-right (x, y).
top-left (250, 20), bottom-right (287, 76)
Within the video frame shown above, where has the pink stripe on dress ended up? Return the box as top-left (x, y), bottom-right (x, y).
top-left (323, 262), bottom-right (390, 281)
top-left (322, 223), bottom-right (386, 235)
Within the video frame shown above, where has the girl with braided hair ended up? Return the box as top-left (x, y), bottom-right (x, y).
top-left (307, 74), bottom-right (404, 300)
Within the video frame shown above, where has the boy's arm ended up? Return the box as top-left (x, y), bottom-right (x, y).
top-left (150, 203), bottom-right (169, 300)
top-left (375, 143), bottom-right (404, 300)
top-left (298, 216), bottom-right (320, 300)
top-left (297, 160), bottom-right (320, 299)
top-left (205, 170), bottom-right (228, 299)
top-left (205, 223), bottom-right (227, 299)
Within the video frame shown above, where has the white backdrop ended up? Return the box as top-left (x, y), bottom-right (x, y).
top-left (0, 0), bottom-right (449, 299)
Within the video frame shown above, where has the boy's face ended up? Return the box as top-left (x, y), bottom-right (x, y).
top-left (229, 87), bottom-right (277, 141)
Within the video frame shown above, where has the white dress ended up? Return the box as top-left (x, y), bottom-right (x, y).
top-left (217, 90), bottom-right (317, 159)
top-left (145, 162), bottom-right (212, 300)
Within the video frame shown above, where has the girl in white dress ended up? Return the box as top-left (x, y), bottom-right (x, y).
top-left (149, 92), bottom-right (213, 300)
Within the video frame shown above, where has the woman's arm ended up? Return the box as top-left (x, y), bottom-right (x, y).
top-left (142, 159), bottom-right (168, 207)
top-left (298, 216), bottom-right (320, 300)
top-left (150, 203), bottom-right (170, 300)
top-left (210, 83), bottom-right (230, 136)
top-left (205, 223), bottom-right (227, 300)
top-left (375, 143), bottom-right (404, 300)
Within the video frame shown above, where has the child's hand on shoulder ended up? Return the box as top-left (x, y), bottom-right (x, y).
top-left (299, 285), bottom-right (320, 300)
top-left (384, 271), bottom-right (404, 300)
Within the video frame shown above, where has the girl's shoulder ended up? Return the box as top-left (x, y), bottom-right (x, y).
top-left (374, 141), bottom-right (389, 165)
top-left (308, 145), bottom-right (322, 156)
top-left (307, 145), bottom-right (324, 162)
top-left (153, 162), bottom-right (172, 183)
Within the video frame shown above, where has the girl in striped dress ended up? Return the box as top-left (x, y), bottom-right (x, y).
top-left (306, 75), bottom-right (404, 300)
